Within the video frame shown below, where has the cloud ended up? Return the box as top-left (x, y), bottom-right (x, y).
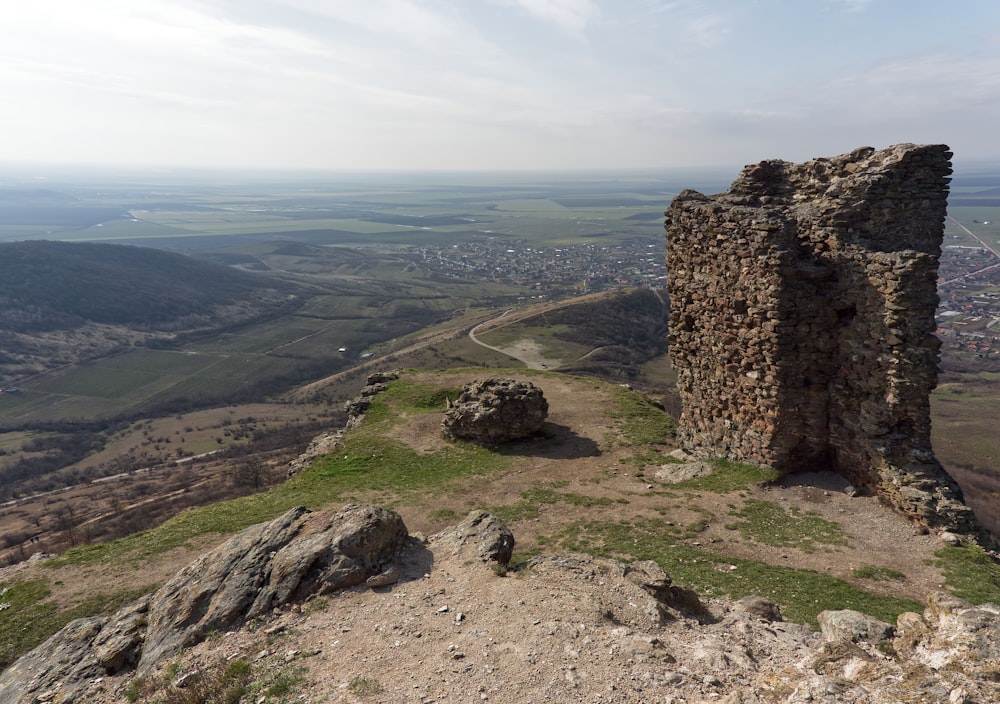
top-left (492, 0), bottom-right (600, 35)
top-left (683, 12), bottom-right (732, 48)
top-left (817, 53), bottom-right (1000, 113)
top-left (828, 0), bottom-right (875, 12)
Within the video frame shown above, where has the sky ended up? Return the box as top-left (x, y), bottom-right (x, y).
top-left (1, 0), bottom-right (998, 172)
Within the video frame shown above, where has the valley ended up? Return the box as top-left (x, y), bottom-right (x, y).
top-left (0, 168), bottom-right (999, 684)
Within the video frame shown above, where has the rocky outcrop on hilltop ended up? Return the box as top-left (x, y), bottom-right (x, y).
top-left (4, 505), bottom-right (998, 704)
top-left (344, 371), bottom-right (399, 429)
top-left (287, 371), bottom-right (400, 477)
top-left (0, 504), bottom-right (408, 703)
top-left (442, 377), bottom-right (549, 444)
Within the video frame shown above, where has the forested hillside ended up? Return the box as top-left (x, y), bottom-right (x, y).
top-left (0, 240), bottom-right (293, 332)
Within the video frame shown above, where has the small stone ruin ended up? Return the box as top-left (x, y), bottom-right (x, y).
top-left (664, 144), bottom-right (983, 539)
top-left (442, 378), bottom-right (548, 444)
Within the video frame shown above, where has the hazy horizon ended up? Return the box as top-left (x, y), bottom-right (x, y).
top-left (2, 1), bottom-right (999, 173)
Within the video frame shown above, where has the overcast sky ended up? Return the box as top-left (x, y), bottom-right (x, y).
top-left (2, 0), bottom-right (998, 171)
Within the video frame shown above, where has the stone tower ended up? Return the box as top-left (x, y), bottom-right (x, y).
top-left (665, 144), bottom-right (979, 536)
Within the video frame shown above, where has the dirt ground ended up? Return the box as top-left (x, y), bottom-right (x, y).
top-left (377, 371), bottom-right (951, 600)
top-left (6, 370), bottom-right (955, 614)
top-left (3, 370), bottom-right (981, 704)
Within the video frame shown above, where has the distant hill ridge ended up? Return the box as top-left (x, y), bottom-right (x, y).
top-left (0, 240), bottom-right (291, 332)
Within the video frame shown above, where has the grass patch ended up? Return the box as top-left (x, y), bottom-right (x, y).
top-left (263, 667), bottom-right (306, 699)
top-left (725, 499), bottom-right (849, 553)
top-left (348, 676), bottom-right (385, 697)
top-left (0, 579), bottom-right (150, 671)
top-left (381, 379), bottom-right (463, 411)
top-left (672, 459), bottom-right (782, 493)
top-left (621, 449), bottom-right (684, 468)
top-left (682, 507), bottom-right (715, 538)
top-left (852, 566), bottom-right (906, 582)
top-left (550, 517), bottom-right (920, 627)
top-left (488, 484), bottom-right (614, 523)
top-left (489, 502), bottom-right (542, 523)
top-left (50, 390), bottom-right (511, 569)
top-left (934, 544), bottom-right (1000, 604)
top-left (607, 386), bottom-right (676, 446)
top-left (428, 508), bottom-right (458, 522)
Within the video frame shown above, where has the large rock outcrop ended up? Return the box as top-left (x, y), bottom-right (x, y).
top-left (665, 144), bottom-right (982, 539)
top-left (4, 508), bottom-right (999, 703)
top-left (442, 377), bottom-right (548, 444)
top-left (0, 504), bottom-right (407, 703)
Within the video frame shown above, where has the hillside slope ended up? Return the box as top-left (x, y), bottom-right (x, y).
top-left (3, 370), bottom-right (998, 701)
top-left (0, 240), bottom-right (292, 332)
top-left (0, 240), bottom-right (295, 386)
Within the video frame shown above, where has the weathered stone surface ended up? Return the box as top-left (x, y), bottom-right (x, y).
top-left (665, 144), bottom-right (984, 540)
top-left (92, 595), bottom-right (151, 673)
top-left (139, 504), bottom-right (406, 670)
top-left (730, 595), bottom-right (783, 623)
top-left (624, 559), bottom-right (672, 597)
top-left (653, 460), bottom-right (715, 484)
top-left (442, 377), bottom-right (548, 444)
top-left (0, 616), bottom-right (105, 704)
top-left (0, 504), bottom-right (409, 703)
top-left (818, 609), bottom-right (894, 643)
top-left (431, 510), bottom-right (514, 565)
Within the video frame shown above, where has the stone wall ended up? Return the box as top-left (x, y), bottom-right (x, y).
top-left (665, 144), bottom-right (981, 537)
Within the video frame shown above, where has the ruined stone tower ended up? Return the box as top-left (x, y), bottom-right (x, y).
top-left (665, 144), bottom-right (980, 536)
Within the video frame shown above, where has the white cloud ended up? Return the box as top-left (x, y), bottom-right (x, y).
top-left (684, 12), bottom-right (732, 48)
top-left (828, 0), bottom-right (875, 12)
top-left (492, 0), bottom-right (600, 35)
top-left (818, 54), bottom-right (1000, 113)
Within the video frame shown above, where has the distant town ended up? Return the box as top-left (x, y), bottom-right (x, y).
top-left (416, 230), bottom-right (1000, 362)
top-left (417, 236), bottom-right (666, 297)
top-left (939, 241), bottom-right (1000, 360)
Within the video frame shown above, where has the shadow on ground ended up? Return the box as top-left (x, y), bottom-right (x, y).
top-left (496, 423), bottom-right (600, 460)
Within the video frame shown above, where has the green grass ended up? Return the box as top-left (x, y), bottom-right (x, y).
top-left (262, 667), bottom-right (306, 699)
top-left (669, 459), bottom-right (782, 492)
top-left (383, 379), bottom-right (464, 410)
top-left (933, 544), bottom-right (1000, 604)
top-left (852, 566), bottom-right (906, 582)
top-left (488, 483), bottom-right (615, 523)
top-left (607, 386), bottom-right (676, 446)
top-left (0, 579), bottom-right (149, 671)
top-left (549, 517), bottom-right (921, 627)
top-left (725, 499), bottom-right (849, 553)
top-left (428, 508), bottom-right (458, 522)
top-left (48, 381), bottom-right (511, 568)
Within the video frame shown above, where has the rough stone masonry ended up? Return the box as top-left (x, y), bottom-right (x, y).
top-left (664, 144), bottom-right (983, 539)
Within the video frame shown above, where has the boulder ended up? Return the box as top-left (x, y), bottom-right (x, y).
top-left (730, 595), bottom-right (783, 623)
top-left (442, 378), bottom-right (548, 444)
top-left (431, 510), bottom-right (514, 565)
top-left (818, 609), bottom-right (894, 644)
top-left (92, 595), bottom-right (151, 673)
top-left (624, 559), bottom-right (672, 598)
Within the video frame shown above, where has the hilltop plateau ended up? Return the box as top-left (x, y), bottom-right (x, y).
top-left (2, 370), bottom-right (998, 702)
top-left (0, 163), bottom-right (998, 702)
